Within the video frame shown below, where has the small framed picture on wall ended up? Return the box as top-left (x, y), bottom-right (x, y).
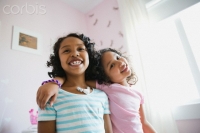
top-left (12, 26), bottom-right (42, 55)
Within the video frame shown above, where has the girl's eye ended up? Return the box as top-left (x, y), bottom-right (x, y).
top-left (116, 56), bottom-right (121, 60)
top-left (64, 50), bottom-right (70, 53)
top-left (110, 64), bottom-right (114, 69)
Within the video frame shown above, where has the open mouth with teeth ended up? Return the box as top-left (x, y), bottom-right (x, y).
top-left (69, 60), bottom-right (83, 66)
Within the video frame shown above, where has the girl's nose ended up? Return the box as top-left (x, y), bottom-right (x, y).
top-left (118, 60), bottom-right (125, 67)
top-left (71, 51), bottom-right (79, 57)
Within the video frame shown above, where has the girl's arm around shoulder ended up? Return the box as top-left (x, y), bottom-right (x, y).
top-left (103, 114), bottom-right (113, 133)
top-left (38, 120), bottom-right (56, 133)
top-left (87, 80), bottom-right (110, 91)
top-left (140, 105), bottom-right (157, 133)
top-left (37, 77), bottom-right (65, 109)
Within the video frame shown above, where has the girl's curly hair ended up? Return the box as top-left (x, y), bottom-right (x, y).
top-left (92, 48), bottom-right (138, 85)
top-left (47, 33), bottom-right (96, 80)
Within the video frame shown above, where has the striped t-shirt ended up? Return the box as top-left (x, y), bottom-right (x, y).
top-left (38, 88), bottom-right (110, 133)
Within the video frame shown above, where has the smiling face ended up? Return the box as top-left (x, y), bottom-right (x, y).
top-left (101, 51), bottom-right (131, 85)
top-left (58, 37), bottom-right (89, 77)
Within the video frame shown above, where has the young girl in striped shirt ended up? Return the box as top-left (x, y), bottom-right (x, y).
top-left (37, 33), bottom-right (112, 133)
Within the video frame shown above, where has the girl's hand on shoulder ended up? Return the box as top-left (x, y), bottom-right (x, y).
top-left (36, 83), bottom-right (59, 109)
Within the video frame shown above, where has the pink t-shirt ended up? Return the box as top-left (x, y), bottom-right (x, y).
top-left (96, 82), bottom-right (144, 133)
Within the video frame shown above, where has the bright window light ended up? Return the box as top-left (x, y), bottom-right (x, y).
top-left (138, 3), bottom-right (200, 110)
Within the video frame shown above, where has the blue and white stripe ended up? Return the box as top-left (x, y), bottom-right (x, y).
top-left (38, 88), bottom-right (110, 133)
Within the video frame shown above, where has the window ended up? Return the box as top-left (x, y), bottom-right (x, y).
top-left (140, 2), bottom-right (200, 108)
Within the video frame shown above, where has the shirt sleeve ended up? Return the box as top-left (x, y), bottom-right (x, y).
top-left (130, 88), bottom-right (144, 104)
top-left (140, 94), bottom-right (144, 104)
top-left (103, 93), bottom-right (110, 114)
top-left (137, 90), bottom-right (144, 104)
top-left (96, 81), bottom-right (109, 92)
top-left (37, 103), bottom-right (56, 121)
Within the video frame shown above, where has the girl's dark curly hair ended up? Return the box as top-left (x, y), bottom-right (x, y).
top-left (92, 48), bottom-right (138, 85)
top-left (47, 33), bottom-right (96, 80)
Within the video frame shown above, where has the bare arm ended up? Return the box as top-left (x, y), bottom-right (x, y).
top-left (86, 80), bottom-right (96, 88)
top-left (36, 77), bottom-right (65, 109)
top-left (38, 120), bottom-right (56, 133)
top-left (103, 114), bottom-right (113, 133)
top-left (140, 105), bottom-right (157, 133)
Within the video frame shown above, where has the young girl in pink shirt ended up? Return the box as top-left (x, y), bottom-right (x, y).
top-left (37, 48), bottom-right (156, 133)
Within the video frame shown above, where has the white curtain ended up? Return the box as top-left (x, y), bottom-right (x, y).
top-left (117, 0), bottom-right (179, 132)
